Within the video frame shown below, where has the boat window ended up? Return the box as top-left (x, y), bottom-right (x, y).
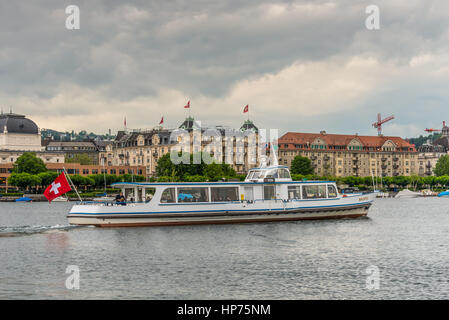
top-left (124, 188), bottom-right (135, 202)
top-left (327, 185), bottom-right (338, 198)
top-left (244, 186), bottom-right (254, 201)
top-left (160, 188), bottom-right (175, 203)
top-left (278, 169), bottom-right (291, 179)
top-left (144, 188), bottom-right (156, 203)
top-left (288, 186), bottom-right (301, 199)
top-left (211, 187), bottom-right (239, 202)
top-left (251, 170), bottom-right (263, 179)
top-left (265, 169), bottom-right (278, 178)
top-left (302, 185), bottom-right (327, 199)
top-left (263, 185), bottom-right (276, 200)
top-left (177, 187), bottom-right (209, 202)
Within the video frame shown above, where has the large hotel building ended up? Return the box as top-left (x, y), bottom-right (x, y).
top-left (278, 131), bottom-right (418, 177)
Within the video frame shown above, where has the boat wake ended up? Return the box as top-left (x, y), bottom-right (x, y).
top-left (0, 224), bottom-right (84, 237)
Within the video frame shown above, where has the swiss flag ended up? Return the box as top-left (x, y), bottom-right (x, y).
top-left (243, 104), bottom-right (249, 113)
top-left (44, 173), bottom-right (72, 202)
top-left (184, 100), bottom-right (190, 108)
top-left (159, 116), bottom-right (164, 125)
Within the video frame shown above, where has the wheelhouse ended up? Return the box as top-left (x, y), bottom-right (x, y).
top-left (245, 166), bottom-right (292, 182)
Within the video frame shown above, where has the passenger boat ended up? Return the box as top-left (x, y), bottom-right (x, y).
top-left (67, 164), bottom-right (377, 227)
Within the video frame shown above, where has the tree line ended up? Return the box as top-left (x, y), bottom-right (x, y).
top-left (7, 152), bottom-right (449, 192)
top-left (289, 154), bottom-right (449, 190)
top-left (7, 152), bottom-right (145, 191)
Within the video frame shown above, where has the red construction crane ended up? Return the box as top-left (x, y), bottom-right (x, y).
top-left (372, 113), bottom-right (395, 136)
top-left (424, 121), bottom-right (446, 133)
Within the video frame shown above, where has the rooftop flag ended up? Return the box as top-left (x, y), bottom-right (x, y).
top-left (243, 104), bottom-right (249, 113)
top-left (159, 116), bottom-right (164, 125)
top-left (184, 100), bottom-right (190, 108)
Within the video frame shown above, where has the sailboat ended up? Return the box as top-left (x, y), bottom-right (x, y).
top-left (93, 159), bottom-right (116, 202)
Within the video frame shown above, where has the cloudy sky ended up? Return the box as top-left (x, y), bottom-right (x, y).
top-left (1, 0), bottom-right (448, 137)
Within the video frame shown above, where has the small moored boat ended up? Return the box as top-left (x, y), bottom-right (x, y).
top-left (15, 196), bottom-right (32, 202)
top-left (67, 163), bottom-right (377, 227)
top-left (52, 195), bottom-right (69, 202)
top-left (437, 190), bottom-right (449, 197)
top-left (394, 189), bottom-right (421, 198)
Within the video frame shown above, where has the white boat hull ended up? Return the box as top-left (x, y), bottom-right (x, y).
top-left (68, 194), bottom-right (375, 227)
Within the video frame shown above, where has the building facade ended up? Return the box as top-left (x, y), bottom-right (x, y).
top-left (0, 112), bottom-right (44, 151)
top-left (101, 128), bottom-right (175, 178)
top-left (46, 141), bottom-right (104, 165)
top-left (0, 112), bottom-right (65, 186)
top-left (279, 131), bottom-right (418, 177)
top-left (416, 122), bottom-right (449, 176)
top-left (103, 118), bottom-right (262, 178)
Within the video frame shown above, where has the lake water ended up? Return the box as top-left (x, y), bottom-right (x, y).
top-left (1, 198), bottom-right (449, 299)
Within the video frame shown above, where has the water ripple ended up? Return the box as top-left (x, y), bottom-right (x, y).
top-left (0, 224), bottom-right (82, 237)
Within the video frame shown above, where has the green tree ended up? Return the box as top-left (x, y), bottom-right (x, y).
top-left (65, 153), bottom-right (93, 165)
top-left (184, 175), bottom-right (207, 182)
top-left (8, 173), bottom-right (42, 190)
top-left (392, 176), bottom-right (411, 188)
top-left (221, 163), bottom-right (236, 177)
top-left (37, 171), bottom-right (59, 187)
top-left (118, 174), bottom-right (146, 183)
top-left (155, 152), bottom-right (207, 178)
top-left (13, 152), bottom-right (47, 174)
top-left (290, 155), bottom-right (314, 175)
top-left (423, 176), bottom-right (437, 189)
top-left (204, 162), bottom-right (224, 181)
top-left (69, 175), bottom-right (95, 187)
top-left (434, 155), bottom-right (449, 176)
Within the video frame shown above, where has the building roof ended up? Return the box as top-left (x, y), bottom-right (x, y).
top-left (179, 116), bottom-right (202, 131)
top-left (279, 132), bottom-right (416, 152)
top-left (0, 113), bottom-right (39, 134)
top-left (433, 136), bottom-right (449, 150)
top-left (113, 129), bottom-right (176, 147)
top-left (47, 141), bottom-right (96, 147)
top-left (240, 120), bottom-right (258, 133)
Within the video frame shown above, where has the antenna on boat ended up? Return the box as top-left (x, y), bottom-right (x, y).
top-left (270, 142), bottom-right (278, 167)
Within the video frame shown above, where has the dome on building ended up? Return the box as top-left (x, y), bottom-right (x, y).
top-left (240, 120), bottom-right (258, 133)
top-left (179, 116), bottom-right (202, 131)
top-left (0, 113), bottom-right (39, 134)
top-left (442, 124), bottom-right (449, 136)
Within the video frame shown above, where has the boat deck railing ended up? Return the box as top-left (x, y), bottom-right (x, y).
top-left (76, 201), bottom-right (151, 206)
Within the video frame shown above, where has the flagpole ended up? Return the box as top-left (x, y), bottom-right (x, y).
top-left (62, 167), bottom-right (82, 202)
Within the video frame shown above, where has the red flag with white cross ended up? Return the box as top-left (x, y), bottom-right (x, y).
top-left (44, 173), bottom-right (72, 202)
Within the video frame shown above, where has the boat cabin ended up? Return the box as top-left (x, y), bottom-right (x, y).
top-left (110, 165), bottom-right (340, 205)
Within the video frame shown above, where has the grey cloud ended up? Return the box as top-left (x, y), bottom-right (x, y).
top-left (1, 0), bottom-right (449, 134)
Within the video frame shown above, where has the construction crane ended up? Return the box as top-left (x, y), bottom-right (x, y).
top-left (424, 128), bottom-right (441, 133)
top-left (372, 113), bottom-right (394, 136)
top-left (424, 121), bottom-right (446, 133)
